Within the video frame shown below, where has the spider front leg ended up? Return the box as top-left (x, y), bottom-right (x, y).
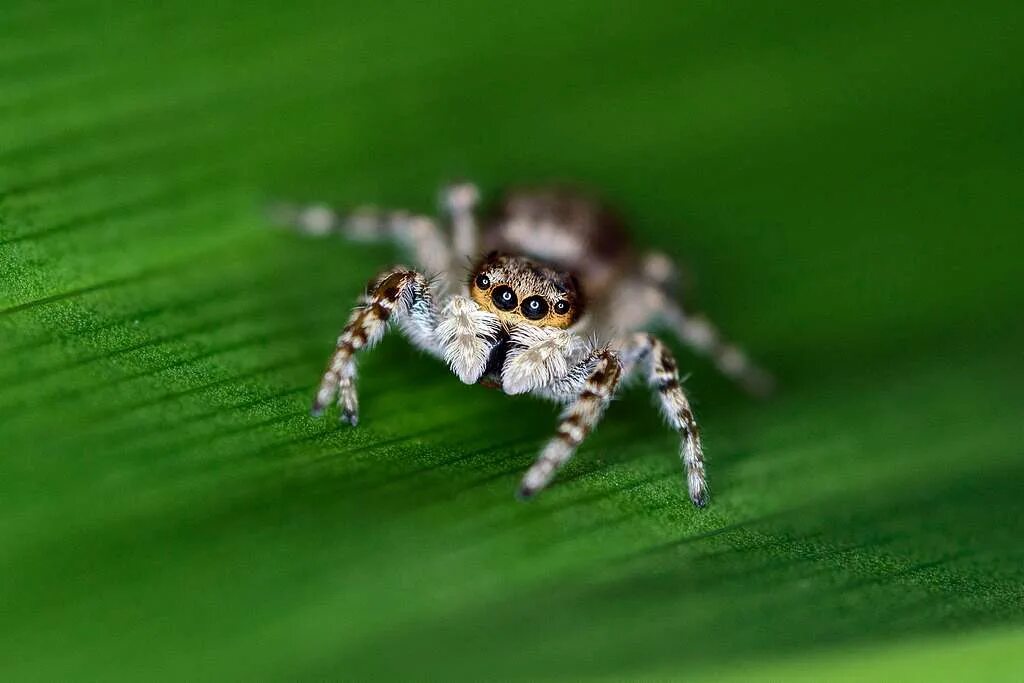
top-left (619, 332), bottom-right (708, 507)
top-left (312, 267), bottom-right (440, 424)
top-left (518, 349), bottom-right (623, 499)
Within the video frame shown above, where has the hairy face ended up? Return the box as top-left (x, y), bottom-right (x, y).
top-left (469, 253), bottom-right (583, 328)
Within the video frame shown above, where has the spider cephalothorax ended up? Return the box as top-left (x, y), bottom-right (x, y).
top-left (468, 252), bottom-right (583, 329)
top-left (275, 182), bottom-right (773, 507)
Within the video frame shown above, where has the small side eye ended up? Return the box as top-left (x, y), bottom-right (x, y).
top-left (554, 300), bottom-right (570, 315)
top-left (521, 296), bottom-right (549, 320)
top-left (492, 285), bottom-right (518, 311)
top-left (475, 273), bottom-right (491, 289)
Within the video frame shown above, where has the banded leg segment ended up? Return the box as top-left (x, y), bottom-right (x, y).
top-left (620, 333), bottom-right (708, 507)
top-left (312, 269), bottom-right (439, 424)
top-left (519, 350), bottom-right (622, 499)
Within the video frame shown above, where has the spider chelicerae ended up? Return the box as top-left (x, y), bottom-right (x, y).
top-left (273, 183), bottom-right (772, 507)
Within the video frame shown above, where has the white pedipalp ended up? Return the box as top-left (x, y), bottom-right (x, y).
top-left (502, 324), bottom-right (586, 395)
top-left (396, 275), bottom-right (444, 356)
top-left (435, 295), bottom-right (502, 384)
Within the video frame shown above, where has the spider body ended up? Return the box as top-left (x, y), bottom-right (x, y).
top-left (482, 187), bottom-right (631, 305)
top-left (275, 183), bottom-right (772, 507)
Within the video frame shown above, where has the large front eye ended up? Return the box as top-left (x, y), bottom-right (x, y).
top-left (475, 273), bottom-right (490, 290)
top-left (521, 295), bottom-right (549, 320)
top-left (491, 285), bottom-right (517, 311)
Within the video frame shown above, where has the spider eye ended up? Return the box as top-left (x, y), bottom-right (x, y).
top-left (554, 300), bottom-right (570, 315)
top-left (491, 285), bottom-right (518, 311)
top-left (475, 273), bottom-right (490, 289)
top-left (521, 296), bottom-right (549, 320)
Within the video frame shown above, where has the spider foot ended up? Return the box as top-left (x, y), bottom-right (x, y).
top-left (688, 473), bottom-right (710, 508)
top-left (516, 483), bottom-right (538, 501)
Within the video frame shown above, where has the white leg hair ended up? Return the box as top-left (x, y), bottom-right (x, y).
top-left (618, 332), bottom-right (708, 507)
top-left (312, 267), bottom-right (441, 424)
top-left (270, 202), bottom-right (457, 293)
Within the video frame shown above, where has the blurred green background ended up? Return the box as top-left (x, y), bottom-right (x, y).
top-left (2, 0), bottom-right (1023, 680)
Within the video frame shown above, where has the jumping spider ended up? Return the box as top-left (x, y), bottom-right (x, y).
top-left (274, 183), bottom-right (772, 507)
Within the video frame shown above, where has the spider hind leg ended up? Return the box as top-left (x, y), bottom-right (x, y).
top-left (610, 251), bottom-right (775, 398)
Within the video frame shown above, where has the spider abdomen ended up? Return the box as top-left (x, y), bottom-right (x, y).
top-left (482, 186), bottom-right (634, 303)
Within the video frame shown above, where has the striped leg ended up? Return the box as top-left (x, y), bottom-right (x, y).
top-left (312, 268), bottom-right (439, 424)
top-left (620, 333), bottom-right (708, 507)
top-left (518, 350), bottom-right (622, 499)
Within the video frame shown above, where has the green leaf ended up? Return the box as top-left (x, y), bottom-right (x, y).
top-left (2, 1), bottom-right (1023, 680)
